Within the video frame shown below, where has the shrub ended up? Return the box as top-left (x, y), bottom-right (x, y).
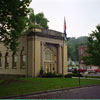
top-left (41, 72), bottom-right (63, 78)
top-left (55, 74), bottom-right (63, 77)
top-left (72, 73), bottom-right (83, 77)
top-left (40, 69), bottom-right (44, 76)
top-left (72, 68), bottom-right (78, 74)
top-left (42, 72), bottom-right (55, 78)
top-left (64, 74), bottom-right (72, 78)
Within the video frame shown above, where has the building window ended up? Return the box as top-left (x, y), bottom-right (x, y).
top-left (21, 55), bottom-right (26, 69)
top-left (5, 52), bottom-right (9, 68)
top-left (0, 52), bottom-right (2, 68)
top-left (12, 54), bottom-right (17, 69)
top-left (45, 48), bottom-right (54, 60)
top-left (20, 47), bottom-right (26, 69)
top-left (45, 50), bottom-right (51, 60)
top-left (81, 49), bottom-right (83, 54)
top-left (22, 55), bottom-right (26, 66)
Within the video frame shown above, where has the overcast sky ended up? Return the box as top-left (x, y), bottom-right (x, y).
top-left (30, 0), bottom-right (100, 37)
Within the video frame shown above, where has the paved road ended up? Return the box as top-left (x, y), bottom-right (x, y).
top-left (13, 86), bottom-right (100, 99)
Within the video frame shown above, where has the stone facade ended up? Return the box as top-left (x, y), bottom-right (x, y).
top-left (0, 28), bottom-right (68, 77)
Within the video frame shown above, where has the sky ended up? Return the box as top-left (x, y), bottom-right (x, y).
top-left (30, 0), bottom-right (100, 38)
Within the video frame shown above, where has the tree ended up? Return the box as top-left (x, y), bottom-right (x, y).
top-left (67, 42), bottom-right (75, 61)
top-left (82, 25), bottom-right (100, 67)
top-left (27, 8), bottom-right (49, 29)
top-left (67, 38), bottom-right (87, 61)
top-left (0, 0), bottom-right (31, 53)
top-left (35, 12), bottom-right (49, 29)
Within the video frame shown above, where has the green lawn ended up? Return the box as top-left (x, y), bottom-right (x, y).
top-left (87, 76), bottom-right (100, 78)
top-left (0, 77), bottom-right (100, 97)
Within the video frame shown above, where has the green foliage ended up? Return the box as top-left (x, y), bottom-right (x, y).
top-left (67, 42), bottom-right (75, 60)
top-left (0, 1), bottom-right (48, 53)
top-left (72, 68), bottom-right (78, 74)
top-left (82, 25), bottom-right (100, 67)
top-left (71, 68), bottom-right (83, 77)
top-left (68, 36), bottom-right (88, 61)
top-left (87, 76), bottom-right (100, 79)
top-left (64, 74), bottom-right (72, 78)
top-left (40, 68), bottom-right (44, 76)
top-left (72, 73), bottom-right (83, 77)
top-left (41, 72), bottom-right (63, 78)
top-left (35, 13), bottom-right (49, 29)
top-left (26, 8), bottom-right (49, 30)
top-left (0, 0), bottom-right (31, 53)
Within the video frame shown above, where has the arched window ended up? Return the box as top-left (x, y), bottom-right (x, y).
top-left (12, 53), bottom-right (17, 69)
top-left (21, 55), bottom-right (26, 67)
top-left (5, 52), bottom-right (9, 68)
top-left (0, 52), bottom-right (2, 68)
top-left (20, 47), bottom-right (26, 69)
top-left (45, 48), bottom-right (54, 60)
top-left (45, 50), bottom-right (51, 60)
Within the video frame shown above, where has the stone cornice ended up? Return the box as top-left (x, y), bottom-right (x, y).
top-left (27, 28), bottom-right (64, 40)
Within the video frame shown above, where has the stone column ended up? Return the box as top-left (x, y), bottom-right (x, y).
top-left (62, 44), bottom-right (68, 75)
top-left (62, 46), bottom-right (64, 75)
top-left (41, 42), bottom-right (44, 70)
top-left (58, 44), bottom-right (62, 74)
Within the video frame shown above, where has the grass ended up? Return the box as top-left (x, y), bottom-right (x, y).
top-left (0, 77), bottom-right (100, 97)
top-left (87, 76), bottom-right (100, 78)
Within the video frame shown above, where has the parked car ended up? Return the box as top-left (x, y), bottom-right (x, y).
top-left (68, 68), bottom-right (72, 72)
top-left (95, 69), bottom-right (100, 73)
top-left (78, 69), bottom-right (86, 73)
top-left (87, 69), bottom-right (96, 74)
